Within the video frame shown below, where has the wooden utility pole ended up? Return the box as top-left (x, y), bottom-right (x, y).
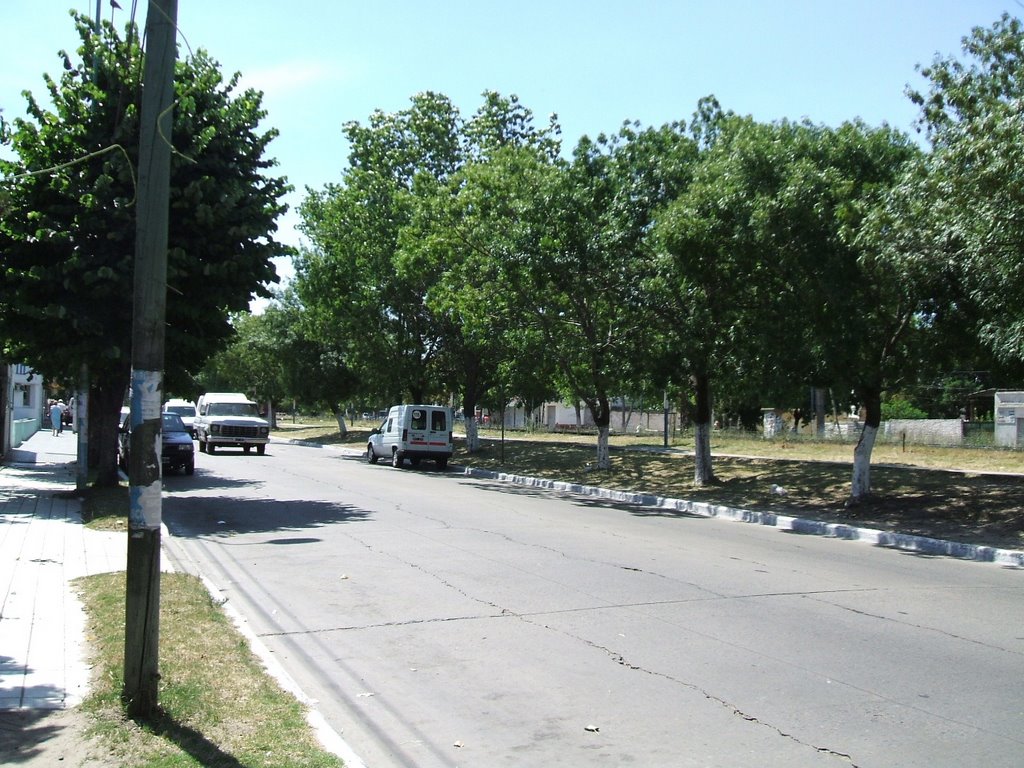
top-left (124, 0), bottom-right (177, 718)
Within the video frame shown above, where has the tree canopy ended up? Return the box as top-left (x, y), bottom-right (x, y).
top-left (0, 12), bottom-right (290, 483)
top-left (289, 32), bottom-right (1023, 496)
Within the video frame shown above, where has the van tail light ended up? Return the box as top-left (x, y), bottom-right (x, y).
top-left (402, 429), bottom-right (408, 441)
top-left (449, 432), bottom-right (453, 442)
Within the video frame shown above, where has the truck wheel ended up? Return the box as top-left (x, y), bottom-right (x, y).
top-left (256, 444), bottom-right (266, 456)
top-left (208, 443), bottom-right (216, 455)
top-left (392, 450), bottom-right (403, 468)
top-left (367, 444), bottom-right (378, 464)
top-left (244, 445), bottom-right (252, 454)
top-left (185, 459), bottom-right (194, 476)
top-left (198, 439), bottom-right (206, 453)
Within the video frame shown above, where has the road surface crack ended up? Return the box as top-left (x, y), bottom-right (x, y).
top-left (530, 618), bottom-right (862, 767)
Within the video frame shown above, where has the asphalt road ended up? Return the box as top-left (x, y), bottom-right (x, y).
top-left (160, 440), bottom-right (1024, 768)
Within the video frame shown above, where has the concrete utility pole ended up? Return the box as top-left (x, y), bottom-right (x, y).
top-left (123, 0), bottom-right (177, 718)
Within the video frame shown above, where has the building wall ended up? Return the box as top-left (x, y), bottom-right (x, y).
top-left (883, 419), bottom-right (964, 446)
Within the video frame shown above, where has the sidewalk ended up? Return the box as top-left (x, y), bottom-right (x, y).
top-left (0, 428), bottom-right (125, 711)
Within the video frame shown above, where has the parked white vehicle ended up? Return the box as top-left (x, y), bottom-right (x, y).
top-left (367, 404), bottom-right (453, 469)
top-left (163, 398), bottom-right (197, 438)
top-left (194, 392), bottom-right (270, 455)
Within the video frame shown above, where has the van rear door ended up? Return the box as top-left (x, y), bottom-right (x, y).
top-left (406, 407), bottom-right (450, 452)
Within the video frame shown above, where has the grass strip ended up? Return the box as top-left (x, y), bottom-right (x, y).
top-left (74, 570), bottom-right (345, 768)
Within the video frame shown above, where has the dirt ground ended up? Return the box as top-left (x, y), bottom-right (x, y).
top-left (0, 708), bottom-right (117, 767)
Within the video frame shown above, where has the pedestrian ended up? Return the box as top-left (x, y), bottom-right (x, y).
top-left (49, 399), bottom-right (63, 436)
top-left (57, 399), bottom-right (67, 433)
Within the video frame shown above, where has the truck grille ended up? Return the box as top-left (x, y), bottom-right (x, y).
top-left (220, 425), bottom-right (261, 438)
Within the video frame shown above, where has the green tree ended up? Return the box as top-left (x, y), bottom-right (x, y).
top-left (801, 122), bottom-right (923, 499)
top-left (396, 97), bottom-right (561, 451)
top-left (297, 92), bottom-right (464, 406)
top-left (0, 13), bottom-right (289, 484)
top-left (647, 108), bottom-right (812, 485)
top-left (909, 13), bottom-right (1024, 363)
top-left (298, 91), bottom-right (561, 436)
top-left (517, 122), bottom-right (695, 469)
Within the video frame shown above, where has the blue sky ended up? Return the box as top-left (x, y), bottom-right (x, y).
top-left (2, 1), bottom-right (1017, 270)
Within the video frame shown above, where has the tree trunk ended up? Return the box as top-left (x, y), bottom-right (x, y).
top-left (851, 386), bottom-right (882, 501)
top-left (334, 409), bottom-right (348, 437)
top-left (462, 390), bottom-right (481, 453)
top-left (464, 416), bottom-right (479, 453)
top-left (692, 371), bottom-right (715, 486)
top-left (814, 386), bottom-right (827, 437)
top-left (88, 373), bottom-right (128, 487)
top-left (596, 424), bottom-right (610, 469)
top-left (592, 394), bottom-right (611, 470)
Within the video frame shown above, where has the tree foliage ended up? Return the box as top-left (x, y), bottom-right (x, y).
top-left (910, 13), bottom-right (1024, 363)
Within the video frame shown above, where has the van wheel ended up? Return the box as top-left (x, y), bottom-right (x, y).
top-left (436, 457), bottom-right (448, 470)
top-left (367, 445), bottom-right (378, 464)
top-left (392, 450), bottom-right (403, 468)
top-left (410, 457), bottom-right (421, 467)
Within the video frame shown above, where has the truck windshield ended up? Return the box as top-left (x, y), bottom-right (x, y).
top-left (209, 403), bottom-right (257, 417)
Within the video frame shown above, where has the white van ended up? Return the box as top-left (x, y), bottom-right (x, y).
top-left (367, 404), bottom-right (453, 469)
top-left (194, 392), bottom-right (270, 455)
top-left (163, 398), bottom-right (197, 438)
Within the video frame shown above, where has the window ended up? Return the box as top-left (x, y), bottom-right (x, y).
top-left (411, 409), bottom-right (426, 430)
top-left (431, 410), bottom-right (446, 431)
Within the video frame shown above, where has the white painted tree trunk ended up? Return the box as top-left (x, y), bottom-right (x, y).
top-left (851, 423), bottom-right (877, 499)
top-left (694, 420), bottom-right (714, 486)
top-left (334, 411), bottom-right (348, 437)
top-left (596, 424), bottom-right (611, 470)
top-left (465, 417), bottom-right (480, 452)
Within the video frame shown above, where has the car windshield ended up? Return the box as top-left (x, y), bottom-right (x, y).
top-left (162, 413), bottom-right (188, 432)
top-left (208, 402), bottom-right (258, 417)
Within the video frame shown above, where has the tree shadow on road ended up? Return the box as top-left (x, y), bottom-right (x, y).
top-left (162, 495), bottom-right (371, 538)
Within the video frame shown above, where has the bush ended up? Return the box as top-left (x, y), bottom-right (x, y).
top-left (882, 394), bottom-right (928, 420)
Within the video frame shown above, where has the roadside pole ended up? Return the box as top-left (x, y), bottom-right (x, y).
top-left (124, 0), bottom-right (177, 718)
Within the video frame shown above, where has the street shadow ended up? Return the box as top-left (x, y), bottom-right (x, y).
top-left (141, 710), bottom-right (246, 768)
top-left (161, 472), bottom-right (255, 493)
top-left (162, 495), bottom-right (371, 538)
top-left (0, 707), bottom-right (72, 765)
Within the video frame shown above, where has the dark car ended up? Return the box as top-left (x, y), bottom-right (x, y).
top-left (118, 410), bottom-right (195, 475)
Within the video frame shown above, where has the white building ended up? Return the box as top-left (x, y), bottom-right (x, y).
top-left (3, 364), bottom-right (45, 455)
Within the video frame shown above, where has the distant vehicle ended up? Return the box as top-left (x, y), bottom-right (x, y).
top-left (367, 404), bottom-right (453, 469)
top-left (163, 398), bottom-right (197, 438)
top-left (118, 410), bottom-right (195, 475)
top-left (193, 392), bottom-right (270, 455)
